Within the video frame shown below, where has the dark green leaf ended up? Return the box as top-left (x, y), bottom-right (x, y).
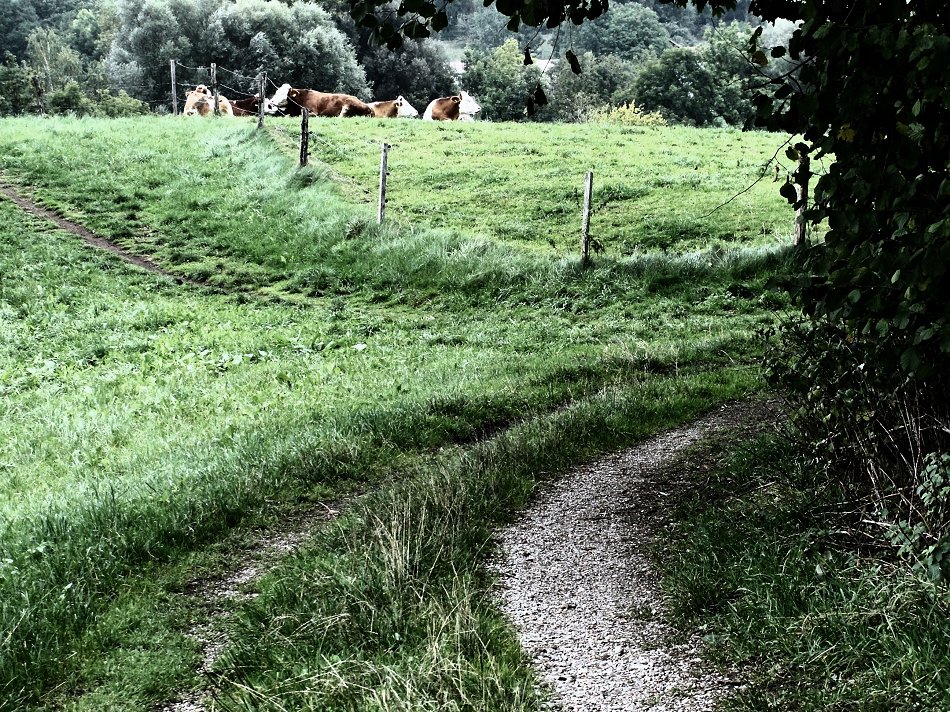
top-left (565, 49), bottom-right (581, 75)
top-left (900, 347), bottom-right (921, 373)
top-left (779, 181), bottom-right (797, 204)
top-left (774, 83), bottom-right (794, 99)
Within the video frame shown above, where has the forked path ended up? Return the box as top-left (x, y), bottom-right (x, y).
top-left (492, 402), bottom-right (769, 711)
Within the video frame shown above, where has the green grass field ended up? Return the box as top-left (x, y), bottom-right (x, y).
top-left (268, 117), bottom-right (791, 254)
top-left (0, 115), bottom-right (794, 710)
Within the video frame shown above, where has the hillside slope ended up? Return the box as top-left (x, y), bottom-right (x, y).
top-left (0, 116), bottom-right (791, 710)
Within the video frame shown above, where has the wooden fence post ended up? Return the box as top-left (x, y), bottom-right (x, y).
top-left (793, 154), bottom-right (810, 247)
top-left (169, 59), bottom-right (178, 115)
top-left (257, 72), bottom-right (266, 129)
top-left (299, 109), bottom-right (310, 167)
top-left (211, 62), bottom-right (220, 115)
top-left (378, 142), bottom-right (390, 224)
top-left (580, 170), bottom-right (594, 266)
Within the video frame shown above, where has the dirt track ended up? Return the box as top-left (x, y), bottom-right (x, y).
top-left (0, 181), bottom-right (188, 283)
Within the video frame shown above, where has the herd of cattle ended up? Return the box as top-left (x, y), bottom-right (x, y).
top-left (182, 82), bottom-right (482, 121)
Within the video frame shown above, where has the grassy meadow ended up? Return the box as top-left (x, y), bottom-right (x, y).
top-left (267, 117), bottom-right (790, 254)
top-left (0, 115), bottom-right (794, 710)
top-left (660, 435), bottom-right (950, 711)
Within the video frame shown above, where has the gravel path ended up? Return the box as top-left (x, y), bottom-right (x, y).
top-left (492, 402), bottom-right (764, 711)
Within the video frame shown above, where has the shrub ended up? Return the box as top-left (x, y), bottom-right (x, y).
top-left (588, 102), bottom-right (666, 127)
top-left (47, 80), bottom-right (96, 115)
top-left (765, 316), bottom-right (950, 577)
top-left (0, 53), bottom-right (36, 116)
top-left (95, 89), bottom-right (148, 117)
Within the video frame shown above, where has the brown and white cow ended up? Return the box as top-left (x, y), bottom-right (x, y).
top-left (230, 95), bottom-right (277, 117)
top-left (182, 84), bottom-right (211, 115)
top-left (368, 96), bottom-right (419, 118)
top-left (215, 95), bottom-right (234, 116)
top-left (183, 85), bottom-right (234, 117)
top-left (422, 91), bottom-right (481, 121)
top-left (269, 83), bottom-right (372, 118)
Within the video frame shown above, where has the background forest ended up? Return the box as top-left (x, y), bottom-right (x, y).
top-left (0, 0), bottom-right (796, 126)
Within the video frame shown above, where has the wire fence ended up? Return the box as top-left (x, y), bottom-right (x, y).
top-left (8, 54), bottom-right (799, 262)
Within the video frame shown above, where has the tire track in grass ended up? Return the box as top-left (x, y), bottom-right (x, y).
top-left (0, 181), bottom-right (192, 284)
top-left (160, 502), bottom-right (343, 712)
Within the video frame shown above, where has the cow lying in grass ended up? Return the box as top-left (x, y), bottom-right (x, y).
top-left (183, 85), bottom-right (234, 117)
top-left (368, 96), bottom-right (419, 118)
top-left (269, 83), bottom-right (372, 118)
top-left (422, 91), bottom-right (481, 121)
top-left (230, 95), bottom-right (278, 117)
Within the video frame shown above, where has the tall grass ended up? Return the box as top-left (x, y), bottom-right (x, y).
top-left (660, 435), bottom-right (950, 710)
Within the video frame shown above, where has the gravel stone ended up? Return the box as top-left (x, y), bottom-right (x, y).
top-left (491, 402), bottom-right (763, 711)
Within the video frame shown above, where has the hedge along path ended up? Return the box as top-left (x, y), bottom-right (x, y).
top-left (0, 180), bottom-right (196, 285)
top-left (161, 502), bottom-right (344, 712)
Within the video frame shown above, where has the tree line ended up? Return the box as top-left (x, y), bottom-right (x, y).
top-left (1, 0), bottom-right (791, 127)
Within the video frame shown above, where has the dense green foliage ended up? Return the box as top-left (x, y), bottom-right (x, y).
top-left (0, 115), bottom-right (788, 709)
top-left (744, 1), bottom-right (950, 565)
top-left (572, 3), bottom-right (670, 63)
top-left (634, 49), bottom-right (729, 127)
top-left (543, 52), bottom-right (633, 123)
top-left (462, 39), bottom-right (542, 121)
top-left (358, 40), bottom-right (457, 104)
top-left (0, 0), bottom-right (766, 126)
top-left (756, 1), bottom-right (949, 376)
top-left (107, 0), bottom-right (369, 103)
